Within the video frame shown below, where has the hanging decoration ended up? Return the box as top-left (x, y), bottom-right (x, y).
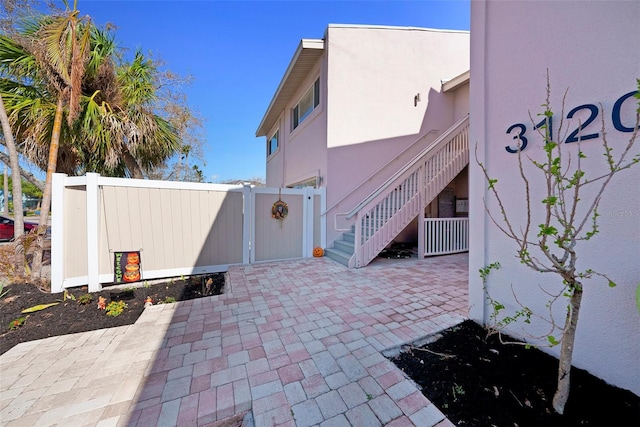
top-left (113, 250), bottom-right (142, 284)
top-left (272, 195), bottom-right (288, 221)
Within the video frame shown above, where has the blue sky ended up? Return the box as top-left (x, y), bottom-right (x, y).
top-left (77, 0), bottom-right (470, 183)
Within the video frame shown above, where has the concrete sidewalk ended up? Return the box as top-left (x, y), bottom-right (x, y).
top-left (0, 253), bottom-right (468, 426)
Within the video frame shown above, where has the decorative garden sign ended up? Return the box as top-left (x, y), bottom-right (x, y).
top-left (114, 251), bottom-right (142, 284)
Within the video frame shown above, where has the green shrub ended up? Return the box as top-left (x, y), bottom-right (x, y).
top-left (77, 294), bottom-right (93, 305)
top-left (105, 300), bottom-right (127, 317)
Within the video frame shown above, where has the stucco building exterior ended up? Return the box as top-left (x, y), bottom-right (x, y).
top-left (469, 0), bottom-right (640, 395)
top-left (257, 4), bottom-right (639, 396)
top-left (257, 25), bottom-right (470, 265)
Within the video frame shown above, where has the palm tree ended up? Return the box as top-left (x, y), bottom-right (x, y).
top-left (1, 6), bottom-right (185, 278)
top-left (0, 4), bottom-right (114, 278)
top-left (75, 49), bottom-right (180, 179)
top-left (1, 28), bottom-right (181, 178)
top-left (21, 4), bottom-right (93, 279)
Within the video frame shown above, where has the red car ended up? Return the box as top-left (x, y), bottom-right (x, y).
top-left (0, 216), bottom-right (38, 241)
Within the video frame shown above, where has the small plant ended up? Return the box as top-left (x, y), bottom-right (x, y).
top-left (8, 316), bottom-right (27, 330)
top-left (479, 262), bottom-right (501, 283)
top-left (21, 302), bottom-right (59, 313)
top-left (105, 300), bottom-right (127, 317)
top-left (143, 281), bottom-right (151, 289)
top-left (0, 246), bottom-right (17, 281)
top-left (77, 294), bottom-right (93, 305)
top-left (163, 296), bottom-right (176, 304)
top-left (0, 282), bottom-right (10, 299)
top-left (63, 290), bottom-right (76, 301)
top-left (452, 383), bottom-right (465, 401)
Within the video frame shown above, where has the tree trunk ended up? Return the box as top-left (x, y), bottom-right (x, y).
top-left (0, 94), bottom-right (25, 273)
top-left (552, 285), bottom-right (583, 414)
top-left (122, 149), bottom-right (144, 179)
top-left (3, 164), bottom-right (8, 216)
top-left (31, 97), bottom-right (64, 280)
top-left (0, 151), bottom-right (45, 191)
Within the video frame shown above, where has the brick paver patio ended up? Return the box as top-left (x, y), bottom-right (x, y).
top-left (0, 253), bottom-right (468, 426)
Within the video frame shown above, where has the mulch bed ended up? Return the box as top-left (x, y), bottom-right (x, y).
top-left (391, 320), bottom-right (640, 426)
top-left (0, 273), bottom-right (224, 356)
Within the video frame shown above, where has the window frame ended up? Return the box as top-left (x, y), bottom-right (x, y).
top-left (267, 129), bottom-right (279, 157)
top-left (287, 176), bottom-right (318, 189)
top-left (292, 78), bottom-right (320, 131)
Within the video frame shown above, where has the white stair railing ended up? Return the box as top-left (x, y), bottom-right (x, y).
top-left (343, 114), bottom-right (469, 268)
top-left (424, 218), bottom-right (469, 256)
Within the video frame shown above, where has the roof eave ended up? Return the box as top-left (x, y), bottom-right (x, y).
top-left (442, 70), bottom-right (470, 93)
top-left (256, 39), bottom-right (325, 137)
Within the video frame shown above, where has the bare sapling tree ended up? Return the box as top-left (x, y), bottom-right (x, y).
top-left (476, 75), bottom-right (640, 415)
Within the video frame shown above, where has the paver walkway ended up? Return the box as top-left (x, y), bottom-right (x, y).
top-left (0, 253), bottom-right (468, 426)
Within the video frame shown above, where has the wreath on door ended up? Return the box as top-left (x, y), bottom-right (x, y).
top-left (272, 199), bottom-right (288, 221)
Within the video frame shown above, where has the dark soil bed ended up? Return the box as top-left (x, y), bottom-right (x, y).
top-left (391, 320), bottom-right (639, 427)
top-left (0, 273), bottom-right (224, 356)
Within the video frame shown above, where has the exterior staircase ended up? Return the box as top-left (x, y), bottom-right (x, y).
top-left (325, 225), bottom-right (355, 266)
top-left (328, 114), bottom-right (469, 267)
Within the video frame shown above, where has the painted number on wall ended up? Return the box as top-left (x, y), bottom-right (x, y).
top-left (505, 90), bottom-right (638, 153)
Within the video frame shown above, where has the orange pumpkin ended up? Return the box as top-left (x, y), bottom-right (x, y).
top-left (313, 247), bottom-right (324, 257)
top-left (125, 263), bottom-right (139, 272)
top-left (127, 253), bottom-right (140, 264)
top-left (124, 270), bottom-right (141, 282)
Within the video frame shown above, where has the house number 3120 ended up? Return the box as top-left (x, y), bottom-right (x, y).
top-left (505, 90), bottom-right (638, 153)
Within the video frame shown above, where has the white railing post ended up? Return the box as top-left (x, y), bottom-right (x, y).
top-left (86, 173), bottom-right (100, 292)
top-left (50, 173), bottom-right (67, 293)
top-left (353, 213), bottom-right (361, 268)
top-left (319, 187), bottom-right (327, 250)
top-left (418, 163), bottom-right (426, 259)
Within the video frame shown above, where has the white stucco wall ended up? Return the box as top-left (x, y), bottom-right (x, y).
top-left (470, 0), bottom-right (640, 394)
top-left (324, 25), bottom-right (470, 242)
top-left (265, 59), bottom-right (328, 188)
top-left (451, 83), bottom-right (469, 124)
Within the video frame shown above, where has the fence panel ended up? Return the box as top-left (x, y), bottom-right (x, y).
top-left (51, 174), bottom-right (325, 292)
top-left (62, 185), bottom-right (88, 283)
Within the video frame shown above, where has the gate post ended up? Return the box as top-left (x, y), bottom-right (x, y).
top-left (50, 173), bottom-right (67, 293)
top-left (242, 184), bottom-right (252, 264)
top-left (303, 187), bottom-right (314, 257)
top-left (86, 173), bottom-right (100, 292)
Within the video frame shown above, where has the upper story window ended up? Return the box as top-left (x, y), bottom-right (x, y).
top-left (288, 177), bottom-right (318, 189)
top-left (267, 130), bottom-right (279, 157)
top-left (292, 78), bottom-right (320, 131)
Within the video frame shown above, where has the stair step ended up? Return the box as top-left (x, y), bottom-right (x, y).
top-left (334, 239), bottom-right (354, 254)
top-left (324, 247), bottom-right (352, 267)
top-left (342, 232), bottom-right (355, 244)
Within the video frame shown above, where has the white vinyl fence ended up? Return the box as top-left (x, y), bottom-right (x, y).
top-left (423, 217), bottom-right (469, 256)
top-left (51, 173), bottom-right (325, 292)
